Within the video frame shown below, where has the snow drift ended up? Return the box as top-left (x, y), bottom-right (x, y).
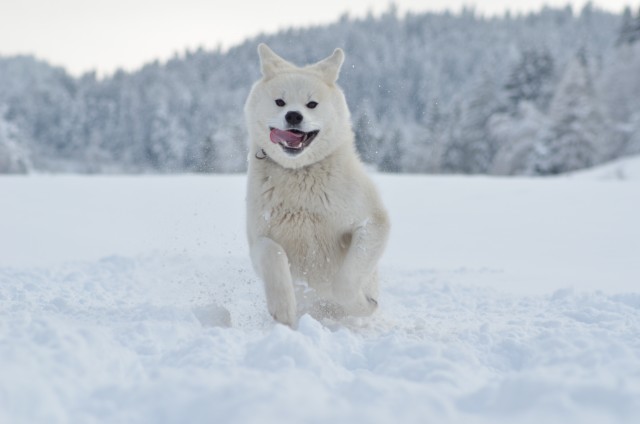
top-left (1, 172), bottom-right (639, 423)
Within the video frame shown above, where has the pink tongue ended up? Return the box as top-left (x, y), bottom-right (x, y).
top-left (270, 128), bottom-right (304, 147)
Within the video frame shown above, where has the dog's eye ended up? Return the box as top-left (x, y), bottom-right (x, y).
top-left (306, 101), bottom-right (318, 109)
top-left (275, 99), bottom-right (286, 107)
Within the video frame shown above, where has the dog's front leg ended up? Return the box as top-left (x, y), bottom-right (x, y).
top-left (333, 212), bottom-right (390, 316)
top-left (251, 237), bottom-right (297, 326)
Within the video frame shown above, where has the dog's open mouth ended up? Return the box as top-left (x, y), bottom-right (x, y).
top-left (269, 128), bottom-right (319, 154)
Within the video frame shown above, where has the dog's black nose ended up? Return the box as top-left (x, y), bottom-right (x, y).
top-left (285, 111), bottom-right (303, 125)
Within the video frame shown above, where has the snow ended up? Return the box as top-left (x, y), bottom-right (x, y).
top-left (568, 154), bottom-right (640, 181)
top-left (1, 172), bottom-right (639, 423)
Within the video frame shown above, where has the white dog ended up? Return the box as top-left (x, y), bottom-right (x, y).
top-left (245, 44), bottom-right (389, 326)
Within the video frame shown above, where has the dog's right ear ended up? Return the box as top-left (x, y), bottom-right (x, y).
top-left (258, 44), bottom-right (294, 80)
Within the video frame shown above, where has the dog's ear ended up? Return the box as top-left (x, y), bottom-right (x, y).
top-left (258, 44), bottom-right (294, 79)
top-left (311, 48), bottom-right (345, 84)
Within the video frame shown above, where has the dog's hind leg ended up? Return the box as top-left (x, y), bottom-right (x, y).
top-left (251, 237), bottom-right (297, 327)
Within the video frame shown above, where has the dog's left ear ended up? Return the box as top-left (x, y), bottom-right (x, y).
top-left (311, 48), bottom-right (345, 84)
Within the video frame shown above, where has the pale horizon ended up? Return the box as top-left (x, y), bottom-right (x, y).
top-left (1, 0), bottom-right (638, 76)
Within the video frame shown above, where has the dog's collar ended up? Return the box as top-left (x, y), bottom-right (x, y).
top-left (255, 149), bottom-right (268, 160)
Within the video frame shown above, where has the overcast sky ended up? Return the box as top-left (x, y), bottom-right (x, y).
top-left (0, 0), bottom-right (637, 75)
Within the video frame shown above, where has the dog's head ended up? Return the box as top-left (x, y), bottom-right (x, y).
top-left (245, 44), bottom-right (352, 169)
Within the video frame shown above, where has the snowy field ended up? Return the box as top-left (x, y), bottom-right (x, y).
top-left (1, 158), bottom-right (640, 423)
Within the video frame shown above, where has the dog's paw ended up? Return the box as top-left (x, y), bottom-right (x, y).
top-left (332, 281), bottom-right (359, 303)
top-left (346, 293), bottom-right (378, 317)
top-left (267, 298), bottom-right (297, 327)
top-left (366, 295), bottom-right (378, 308)
top-left (333, 283), bottom-right (378, 317)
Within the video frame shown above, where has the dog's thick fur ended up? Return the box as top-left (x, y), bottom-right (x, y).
top-left (245, 44), bottom-right (389, 326)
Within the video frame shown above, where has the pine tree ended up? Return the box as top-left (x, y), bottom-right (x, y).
top-left (489, 102), bottom-right (551, 175)
top-left (353, 106), bottom-right (382, 165)
top-left (0, 109), bottom-right (30, 173)
top-left (635, 7), bottom-right (640, 42)
top-left (441, 73), bottom-right (506, 174)
top-left (617, 7), bottom-right (636, 45)
top-left (536, 52), bottom-right (605, 174)
top-left (505, 48), bottom-right (554, 111)
top-left (378, 129), bottom-right (403, 173)
top-left (195, 134), bottom-right (217, 173)
top-left (617, 6), bottom-right (640, 45)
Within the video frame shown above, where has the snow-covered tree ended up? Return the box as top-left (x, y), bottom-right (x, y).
top-left (617, 6), bottom-right (640, 45)
top-left (208, 122), bottom-right (247, 173)
top-left (535, 52), bottom-right (606, 174)
top-left (489, 102), bottom-right (551, 175)
top-left (599, 41), bottom-right (640, 160)
top-left (505, 47), bottom-right (555, 111)
top-left (353, 102), bottom-right (383, 166)
top-left (441, 73), bottom-right (506, 174)
top-left (378, 128), bottom-right (403, 173)
top-left (194, 134), bottom-right (217, 173)
top-left (0, 108), bottom-right (30, 173)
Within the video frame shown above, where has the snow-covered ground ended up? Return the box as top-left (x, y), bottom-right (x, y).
top-left (568, 154), bottom-right (640, 181)
top-left (1, 160), bottom-right (639, 423)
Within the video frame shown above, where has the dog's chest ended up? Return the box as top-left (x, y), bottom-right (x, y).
top-left (259, 170), bottom-right (341, 231)
top-left (257, 168), bottom-right (350, 274)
